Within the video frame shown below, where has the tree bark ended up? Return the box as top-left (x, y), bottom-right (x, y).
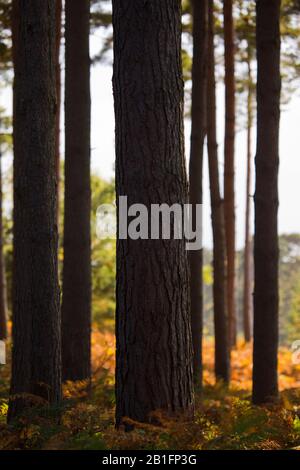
top-left (62, 0), bottom-right (91, 382)
top-left (252, 0), bottom-right (281, 404)
top-left (207, 0), bottom-right (230, 384)
top-left (0, 150), bottom-right (7, 341)
top-left (9, 0), bottom-right (61, 420)
top-left (243, 44), bottom-right (253, 343)
top-left (113, 0), bottom-right (194, 425)
top-left (189, 0), bottom-right (208, 387)
top-left (55, 0), bottom-right (62, 225)
top-left (223, 0), bottom-right (236, 348)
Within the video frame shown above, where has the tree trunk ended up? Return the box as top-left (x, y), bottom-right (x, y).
top-left (252, 0), bottom-right (281, 405)
top-left (62, 0), bottom-right (91, 382)
top-left (189, 0), bottom-right (208, 387)
top-left (243, 44), bottom-right (253, 343)
top-left (9, 0), bottom-right (61, 420)
top-left (207, 0), bottom-right (230, 384)
top-left (0, 151), bottom-right (7, 341)
top-left (223, 0), bottom-right (236, 348)
top-left (55, 0), bottom-right (62, 225)
top-left (113, 0), bottom-right (194, 425)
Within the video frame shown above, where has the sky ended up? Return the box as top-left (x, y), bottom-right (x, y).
top-left (1, 33), bottom-right (300, 249)
top-left (88, 36), bottom-right (300, 248)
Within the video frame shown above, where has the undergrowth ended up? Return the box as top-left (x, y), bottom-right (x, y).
top-left (0, 331), bottom-right (300, 450)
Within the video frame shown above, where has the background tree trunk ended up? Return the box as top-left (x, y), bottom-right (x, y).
top-left (243, 44), bottom-right (253, 343)
top-left (0, 150), bottom-right (7, 341)
top-left (189, 0), bottom-right (208, 387)
top-left (253, 0), bottom-right (281, 404)
top-left (223, 0), bottom-right (236, 348)
top-left (9, 0), bottom-right (61, 419)
top-left (207, 0), bottom-right (230, 384)
top-left (62, 0), bottom-right (91, 382)
top-left (113, 0), bottom-right (194, 425)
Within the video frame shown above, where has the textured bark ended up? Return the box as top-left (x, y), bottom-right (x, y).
top-left (0, 152), bottom-right (7, 341)
top-left (207, 1), bottom-right (230, 384)
top-left (113, 0), bottom-right (194, 425)
top-left (55, 0), bottom-right (62, 225)
top-left (252, 0), bottom-right (281, 404)
top-left (62, 0), bottom-right (91, 381)
top-left (189, 0), bottom-right (208, 386)
top-left (9, 0), bottom-right (61, 420)
top-left (223, 0), bottom-right (236, 348)
top-left (243, 47), bottom-right (253, 343)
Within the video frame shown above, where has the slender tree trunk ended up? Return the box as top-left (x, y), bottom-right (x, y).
top-left (62, 0), bottom-right (91, 382)
top-left (252, 0), bottom-right (281, 405)
top-left (113, 0), bottom-right (194, 425)
top-left (0, 150), bottom-right (7, 341)
top-left (9, 0), bottom-right (61, 420)
top-left (55, 0), bottom-right (62, 225)
top-left (189, 0), bottom-right (208, 386)
top-left (207, 0), bottom-right (230, 384)
top-left (243, 45), bottom-right (253, 343)
top-left (223, 0), bottom-right (236, 348)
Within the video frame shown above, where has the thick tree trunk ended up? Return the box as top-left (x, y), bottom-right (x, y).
top-left (207, 0), bottom-right (230, 384)
top-left (113, 0), bottom-right (194, 425)
top-left (0, 151), bottom-right (7, 341)
top-left (9, 0), bottom-right (61, 419)
top-left (252, 0), bottom-right (281, 404)
top-left (55, 0), bottom-right (62, 225)
top-left (243, 46), bottom-right (253, 343)
top-left (62, 0), bottom-right (91, 382)
top-left (223, 0), bottom-right (236, 348)
top-left (189, 0), bottom-right (208, 386)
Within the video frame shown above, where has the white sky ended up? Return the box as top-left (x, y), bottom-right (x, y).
top-left (89, 36), bottom-right (300, 248)
top-left (1, 34), bottom-right (300, 249)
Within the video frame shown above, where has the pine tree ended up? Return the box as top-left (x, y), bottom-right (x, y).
top-left (62, 0), bottom-right (91, 381)
top-left (253, 0), bottom-right (281, 404)
top-left (9, 0), bottom-right (61, 419)
top-left (243, 41), bottom-right (254, 343)
top-left (207, 0), bottom-right (230, 384)
top-left (113, 0), bottom-right (194, 425)
top-left (189, 0), bottom-right (208, 386)
top-left (0, 146), bottom-right (7, 341)
top-left (223, 0), bottom-right (236, 348)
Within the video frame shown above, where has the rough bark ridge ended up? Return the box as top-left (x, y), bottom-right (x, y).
top-left (9, 0), bottom-right (61, 419)
top-left (243, 46), bottom-right (253, 343)
top-left (253, 0), bottom-right (281, 404)
top-left (189, 0), bottom-right (208, 386)
top-left (113, 0), bottom-right (194, 425)
top-left (223, 0), bottom-right (236, 347)
top-left (62, 0), bottom-right (91, 381)
top-left (207, 0), bottom-right (230, 384)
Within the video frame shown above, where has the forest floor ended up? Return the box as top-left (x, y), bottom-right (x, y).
top-left (1, 329), bottom-right (300, 450)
